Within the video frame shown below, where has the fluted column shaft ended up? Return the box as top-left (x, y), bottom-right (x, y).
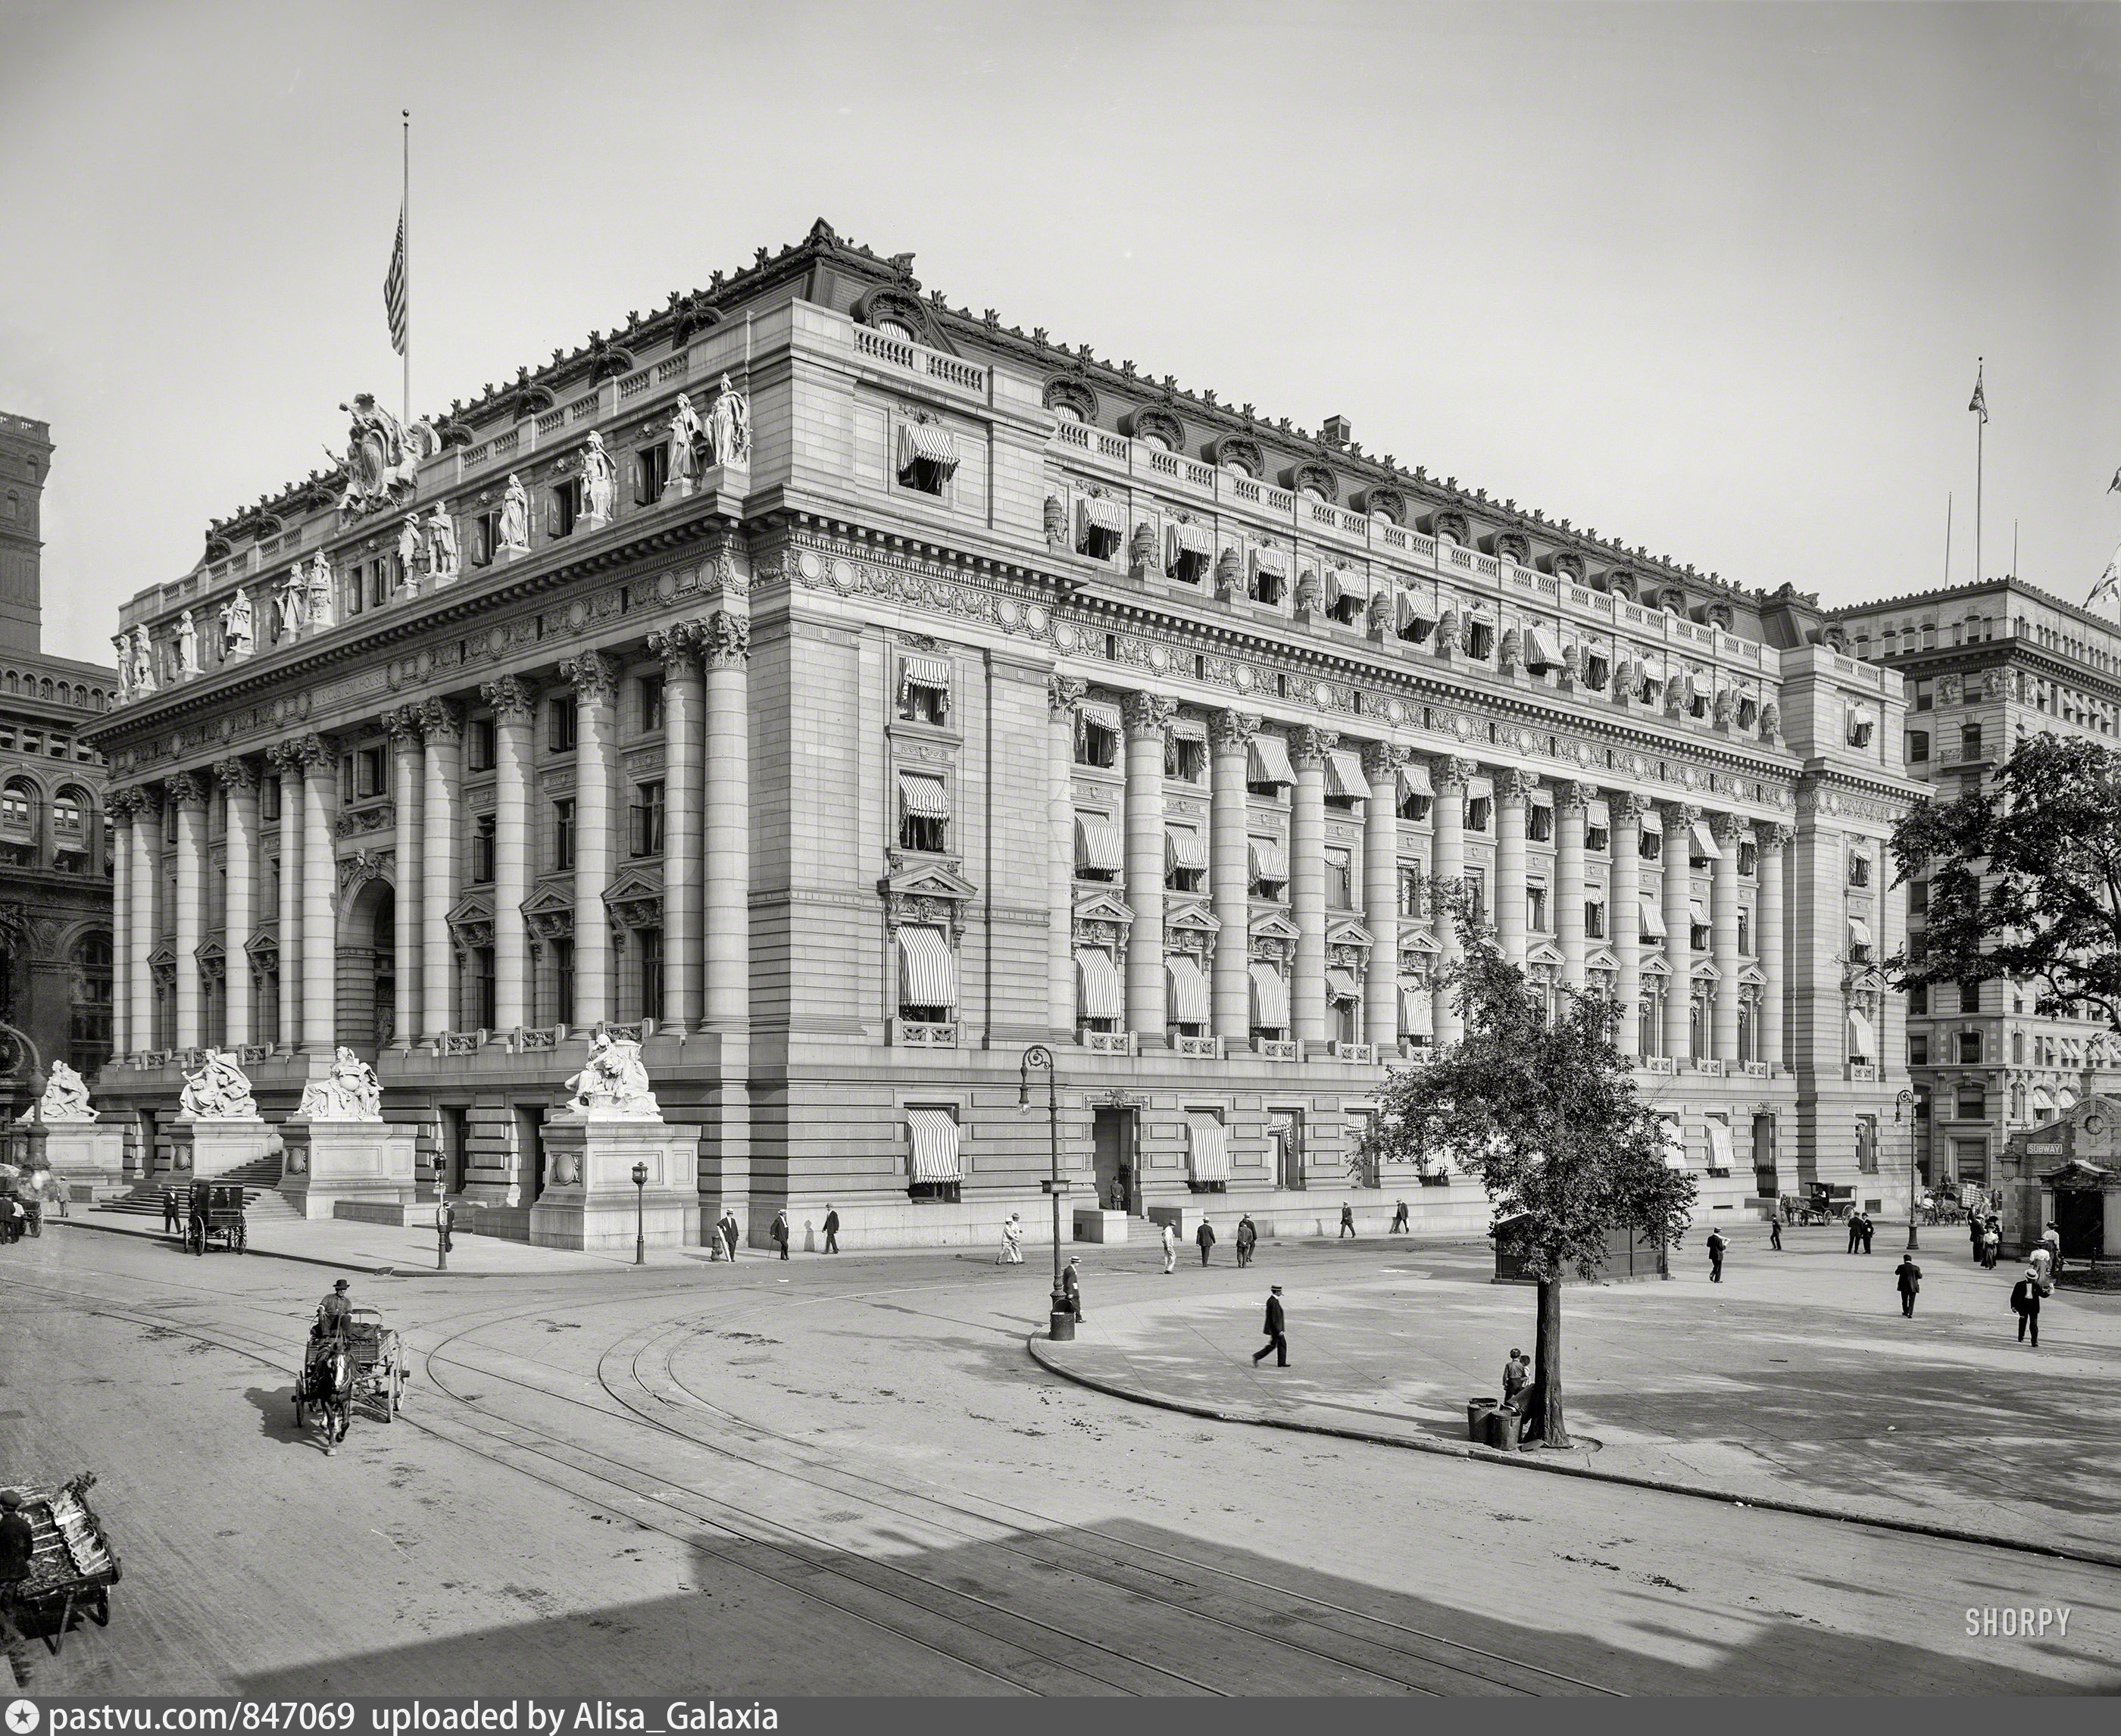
top-left (1711, 813), bottom-right (1743, 1061)
top-left (1662, 805), bottom-right (1697, 1062)
top-left (172, 776), bottom-right (207, 1050)
top-left (654, 632), bottom-right (704, 1031)
top-left (702, 613), bottom-right (751, 1032)
top-left (1877, 852), bottom-right (1907, 1078)
top-left (560, 658), bottom-right (617, 1027)
top-left (112, 813), bottom-right (133, 1054)
top-left (1612, 794), bottom-right (1643, 1057)
top-left (1430, 758), bottom-right (1471, 1046)
top-left (1209, 711), bottom-right (1254, 1044)
top-left (1290, 729), bottom-right (1330, 1044)
top-left (1048, 679), bottom-right (1084, 1036)
top-left (300, 747), bottom-right (336, 1053)
top-left (420, 703), bottom-right (462, 1041)
top-left (1495, 770), bottom-right (1529, 967)
top-left (220, 763), bottom-right (258, 1050)
top-left (276, 765), bottom-right (302, 1049)
top-left (1122, 693), bottom-right (1172, 1038)
top-left (130, 802), bottom-right (157, 1051)
top-left (485, 682), bottom-right (534, 1032)
top-left (1361, 743), bottom-right (1404, 1048)
top-left (389, 714), bottom-right (424, 1049)
top-left (1556, 783), bottom-right (1587, 991)
top-left (1759, 824), bottom-right (1789, 1070)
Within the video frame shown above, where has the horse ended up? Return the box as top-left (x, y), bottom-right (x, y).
top-left (297, 1338), bottom-right (353, 1453)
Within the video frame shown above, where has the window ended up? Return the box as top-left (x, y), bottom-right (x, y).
top-left (1586, 822), bottom-right (1610, 854)
top-left (551, 476), bottom-right (583, 537)
top-left (1909, 879), bottom-right (1928, 915)
top-left (636, 443), bottom-right (669, 507)
top-left (1956, 1085), bottom-right (1985, 1122)
top-left (1324, 847), bottom-right (1353, 909)
top-left (1734, 909), bottom-right (1748, 953)
top-left (0, 785), bottom-right (33, 835)
top-left (551, 938), bottom-right (576, 1026)
top-left (1164, 731), bottom-right (1207, 785)
top-left (898, 656), bottom-right (951, 726)
top-left (472, 946), bottom-right (497, 1030)
top-left (1585, 900), bottom-right (1606, 939)
top-left (553, 798), bottom-right (576, 872)
top-left (2012, 1029), bottom-right (2026, 1064)
top-left (897, 926), bottom-right (958, 1023)
top-left (1465, 867), bottom-right (1486, 923)
top-left (1849, 854), bottom-right (1871, 888)
top-left (355, 745), bottom-right (386, 799)
top-left (1961, 723), bottom-right (1982, 760)
top-left (1958, 1029), bottom-right (1982, 1063)
top-left (1960, 982), bottom-right (1981, 1014)
top-left (264, 777), bottom-right (282, 823)
top-left (1398, 864), bottom-right (1423, 919)
top-left (905, 1105), bottom-right (963, 1202)
top-left (896, 421), bottom-right (957, 495)
top-left (68, 930), bottom-right (113, 1073)
top-left (469, 717), bottom-right (497, 773)
top-left (1640, 827), bottom-right (1660, 860)
top-left (1251, 555), bottom-right (1285, 607)
top-left (1076, 496), bottom-right (1123, 562)
top-left (1909, 983), bottom-right (1927, 1015)
top-left (636, 927), bottom-right (663, 1019)
top-left (637, 673), bottom-right (665, 734)
top-left (1528, 802), bottom-right (1553, 844)
top-left (1166, 826), bottom-right (1207, 894)
top-left (1526, 884), bottom-right (1548, 932)
top-left (1467, 619), bottom-right (1495, 660)
top-left (898, 770), bottom-right (949, 854)
top-left (1909, 1033), bottom-right (1929, 1066)
top-left (1398, 784), bottom-right (1432, 823)
top-left (471, 815), bottom-right (497, 884)
top-left (629, 781), bottom-right (666, 857)
top-left (1467, 795), bottom-right (1492, 832)
top-left (1076, 707), bottom-right (1120, 769)
top-left (1913, 679), bottom-right (1933, 712)
top-left (473, 509), bottom-right (500, 567)
top-left (1857, 1115), bottom-right (1879, 1174)
top-left (549, 697), bottom-right (578, 753)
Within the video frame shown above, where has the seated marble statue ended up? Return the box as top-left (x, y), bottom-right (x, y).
top-left (560, 1030), bottom-right (661, 1119)
top-left (179, 1049), bottom-right (258, 1120)
top-left (17, 1060), bottom-right (95, 1123)
top-left (296, 1046), bottom-right (384, 1121)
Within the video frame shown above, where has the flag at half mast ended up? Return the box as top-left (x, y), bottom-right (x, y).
top-left (384, 201), bottom-right (408, 358)
top-left (1969, 363), bottom-right (1988, 424)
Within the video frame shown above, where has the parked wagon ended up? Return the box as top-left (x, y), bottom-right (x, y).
top-left (0, 1471), bottom-right (120, 1655)
top-left (186, 1181), bottom-right (248, 1255)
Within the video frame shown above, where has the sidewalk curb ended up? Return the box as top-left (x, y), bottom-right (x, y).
top-left (54, 1214), bottom-right (408, 1275)
top-left (1026, 1333), bottom-right (2121, 1572)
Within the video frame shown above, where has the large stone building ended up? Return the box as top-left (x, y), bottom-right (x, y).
top-left (86, 222), bottom-right (1919, 1245)
top-left (0, 411), bottom-right (118, 1112)
top-left (1829, 576), bottom-right (2121, 1191)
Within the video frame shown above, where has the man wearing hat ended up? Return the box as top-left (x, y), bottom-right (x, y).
top-left (314, 1278), bottom-right (354, 1340)
top-left (1060, 1255), bottom-right (1083, 1322)
top-left (1, 1488), bottom-right (37, 1607)
top-left (1251, 1286), bottom-right (1288, 1367)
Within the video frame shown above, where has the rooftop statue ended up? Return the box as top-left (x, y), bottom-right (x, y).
top-left (112, 634), bottom-right (134, 702)
top-left (220, 587), bottom-right (255, 659)
top-left (334, 392), bottom-right (438, 516)
top-left (667, 394), bottom-right (704, 487)
top-left (559, 1029), bottom-right (662, 1120)
top-left (396, 516), bottom-right (423, 593)
top-left (498, 474), bottom-right (531, 555)
top-left (130, 626), bottom-right (156, 695)
top-left (179, 1049), bottom-right (258, 1121)
top-left (425, 504), bottom-right (459, 583)
top-left (296, 1047), bottom-right (384, 1122)
top-left (304, 553), bottom-right (336, 632)
top-left (175, 610), bottom-right (200, 678)
top-left (708, 375), bottom-right (751, 467)
top-left (17, 1060), bottom-right (95, 1124)
top-left (273, 565), bottom-right (309, 641)
top-left (580, 431), bottom-right (617, 523)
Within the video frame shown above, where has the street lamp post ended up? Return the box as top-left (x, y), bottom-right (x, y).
top-left (1018, 1044), bottom-right (1071, 1340)
top-left (1895, 1088), bottom-right (1919, 1250)
top-left (631, 1160), bottom-right (648, 1266)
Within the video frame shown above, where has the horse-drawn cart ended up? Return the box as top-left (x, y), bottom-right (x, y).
top-left (296, 1307), bottom-right (405, 1448)
top-left (344, 1307), bottom-right (406, 1421)
top-left (0, 1471), bottom-right (120, 1655)
top-left (186, 1181), bottom-right (248, 1255)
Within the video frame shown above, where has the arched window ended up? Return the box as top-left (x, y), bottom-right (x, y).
top-left (52, 785), bottom-right (89, 870)
top-left (3, 673), bottom-right (15, 695)
top-left (69, 930), bottom-right (114, 1073)
top-left (1141, 432), bottom-right (1174, 453)
top-left (0, 777), bottom-right (36, 848)
top-left (876, 317), bottom-right (918, 344)
top-left (1050, 403), bottom-right (1082, 424)
top-left (39, 679), bottom-right (52, 700)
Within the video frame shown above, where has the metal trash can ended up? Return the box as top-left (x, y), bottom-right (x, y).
top-left (1483, 1404), bottom-right (1520, 1451)
top-left (1467, 1397), bottom-right (1498, 1441)
top-left (1049, 1309), bottom-right (1076, 1342)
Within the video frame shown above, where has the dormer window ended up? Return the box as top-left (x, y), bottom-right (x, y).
top-left (897, 421), bottom-right (958, 496)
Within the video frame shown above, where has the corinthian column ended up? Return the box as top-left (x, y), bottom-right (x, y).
top-left (111, 789), bottom-right (148, 1057)
top-left (420, 701), bottom-right (464, 1041)
top-left (217, 758), bottom-right (259, 1049)
top-left (267, 747), bottom-right (303, 1050)
top-left (170, 772), bottom-right (208, 1050)
top-left (1429, 757), bottom-right (1473, 1045)
top-left (1361, 742), bottom-right (1406, 1048)
top-left (111, 801), bottom-right (131, 1056)
top-left (1758, 823), bottom-right (1791, 1071)
top-left (1289, 727), bottom-right (1332, 1044)
top-left (1611, 792), bottom-right (1644, 1057)
top-left (647, 623), bottom-right (703, 1032)
top-left (1495, 768), bottom-right (1531, 968)
top-left (385, 707), bottom-right (425, 1051)
top-left (1209, 710), bottom-right (1256, 1045)
top-left (1663, 804), bottom-right (1699, 1063)
top-left (1555, 782), bottom-right (1587, 992)
top-left (1122, 692), bottom-right (1173, 1039)
top-left (1048, 676), bottom-right (1085, 1037)
top-left (134, 791), bottom-right (161, 1051)
top-left (561, 654), bottom-right (618, 1027)
top-left (701, 610), bottom-right (751, 1032)
top-left (1711, 811), bottom-right (1745, 1061)
top-left (481, 676), bottom-right (536, 1033)
top-left (295, 735), bottom-right (337, 1054)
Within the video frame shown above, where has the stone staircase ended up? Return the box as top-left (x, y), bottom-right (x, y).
top-left (96, 1152), bottom-right (298, 1222)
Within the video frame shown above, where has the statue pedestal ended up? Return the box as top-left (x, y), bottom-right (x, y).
top-left (529, 1116), bottom-right (699, 1253)
top-left (170, 1118), bottom-right (276, 1179)
top-left (279, 1119), bottom-right (417, 1220)
top-left (35, 1124), bottom-right (128, 1198)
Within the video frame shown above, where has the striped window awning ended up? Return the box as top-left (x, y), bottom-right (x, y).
top-left (1705, 1119), bottom-right (1735, 1172)
top-left (897, 926), bottom-right (958, 1008)
top-left (898, 770), bottom-right (949, 820)
top-left (1167, 713), bottom-right (1209, 745)
top-left (1661, 1116), bottom-right (1688, 1171)
top-left (1249, 835), bottom-right (1289, 882)
top-left (1166, 826), bottom-right (1210, 873)
top-left (1398, 590), bottom-right (1438, 633)
top-left (1075, 948), bottom-right (1124, 1021)
top-left (1324, 748), bottom-right (1371, 801)
top-left (1326, 968), bottom-right (1364, 1004)
top-left (1187, 1113), bottom-right (1232, 1183)
top-left (1075, 697), bottom-right (1121, 735)
top-left (907, 1107), bottom-right (963, 1183)
top-left (1075, 814), bottom-right (1125, 873)
top-left (1169, 518), bottom-right (1216, 557)
top-left (1252, 544), bottom-right (1289, 578)
top-left (1638, 895), bottom-right (1666, 938)
top-left (1166, 954), bottom-right (1211, 1024)
top-left (1691, 820), bottom-right (1721, 860)
top-left (1523, 626), bottom-right (1562, 673)
top-left (1078, 494), bottom-right (1127, 535)
top-left (1586, 798), bottom-right (1610, 829)
top-left (1848, 916), bottom-right (1873, 948)
top-left (1529, 785), bottom-right (1554, 810)
top-left (1397, 761), bottom-right (1432, 801)
top-left (1324, 566), bottom-right (1370, 607)
top-left (1249, 962), bottom-right (1291, 1029)
top-left (898, 423), bottom-right (960, 473)
top-left (899, 654), bottom-right (951, 701)
top-left (1247, 734), bottom-right (1296, 787)
top-left (1399, 984), bottom-right (1433, 1035)
top-left (1688, 899), bottom-right (1710, 928)
top-left (1848, 1007), bottom-right (1875, 1059)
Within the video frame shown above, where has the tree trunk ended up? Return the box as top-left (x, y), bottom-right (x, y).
top-left (1524, 1277), bottom-right (1569, 1447)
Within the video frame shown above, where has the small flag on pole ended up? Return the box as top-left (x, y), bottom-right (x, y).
top-left (384, 201), bottom-right (409, 358)
top-left (2092, 543), bottom-right (2121, 612)
top-left (2107, 466), bottom-right (2120, 494)
top-left (1968, 364), bottom-right (1988, 425)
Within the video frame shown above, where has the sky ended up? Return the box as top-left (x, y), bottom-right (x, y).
top-left (1, 0), bottom-right (2114, 667)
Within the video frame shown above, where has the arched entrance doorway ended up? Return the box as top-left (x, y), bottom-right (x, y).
top-left (337, 877), bottom-right (396, 1060)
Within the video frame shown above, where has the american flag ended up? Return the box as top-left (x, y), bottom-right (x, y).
top-left (1967, 363), bottom-right (1988, 425)
top-left (384, 201), bottom-right (408, 357)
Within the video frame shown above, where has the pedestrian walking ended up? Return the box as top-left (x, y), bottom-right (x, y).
top-left (1061, 1255), bottom-right (1083, 1322)
top-left (1235, 1213), bottom-right (1257, 1267)
top-left (1969, 1215), bottom-right (1985, 1262)
top-left (1160, 1219), bottom-right (1178, 1275)
top-left (434, 1197), bottom-right (455, 1254)
top-left (718, 1209), bottom-right (741, 1261)
top-left (823, 1205), bottom-right (840, 1254)
top-left (771, 1208), bottom-right (790, 1260)
top-left (1895, 1253), bottom-right (1923, 1317)
top-left (2029, 1242), bottom-right (2054, 1294)
top-left (1982, 1219), bottom-right (2002, 1270)
top-left (1339, 1201), bottom-right (1356, 1240)
top-left (162, 1186), bottom-right (179, 1235)
top-left (2042, 1222), bottom-right (2063, 1277)
top-left (1846, 1212), bottom-right (1861, 1255)
top-left (2011, 1269), bottom-right (2042, 1347)
top-left (1769, 1216), bottom-right (1782, 1251)
top-left (1390, 1199), bottom-right (1409, 1235)
top-left (1196, 1218), bottom-right (1217, 1266)
top-left (998, 1211), bottom-right (1023, 1265)
top-left (1706, 1229), bottom-right (1726, 1283)
top-left (1251, 1285), bottom-right (1288, 1367)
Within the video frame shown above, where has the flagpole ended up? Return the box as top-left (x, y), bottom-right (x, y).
top-left (1974, 356), bottom-right (1984, 586)
top-left (401, 110), bottom-right (411, 427)
top-left (1943, 492), bottom-right (1952, 588)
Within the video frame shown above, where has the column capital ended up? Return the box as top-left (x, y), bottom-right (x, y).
top-left (166, 770), bottom-right (208, 809)
top-left (1609, 788), bottom-right (1647, 825)
top-left (1495, 767), bottom-right (1537, 807)
top-left (383, 704), bottom-right (426, 748)
top-left (1048, 673), bottom-right (1087, 717)
top-left (480, 673), bottom-right (539, 719)
top-left (1121, 692), bottom-right (1176, 737)
top-left (419, 698), bottom-right (465, 742)
top-left (1554, 779), bottom-right (1590, 814)
top-left (560, 649), bottom-right (621, 704)
top-left (1292, 725), bottom-right (1337, 769)
top-left (108, 785), bottom-right (153, 820)
top-left (1710, 810), bottom-right (1748, 846)
top-left (1359, 739), bottom-right (1409, 778)
top-left (1428, 754), bottom-right (1478, 793)
top-left (1662, 801), bottom-right (1702, 833)
top-left (267, 733), bottom-right (329, 772)
top-left (1760, 821), bottom-right (1796, 850)
top-left (1208, 708), bottom-right (1259, 752)
top-left (701, 610), bottom-right (751, 669)
top-left (214, 756), bottom-right (259, 792)
top-left (647, 620), bottom-right (704, 672)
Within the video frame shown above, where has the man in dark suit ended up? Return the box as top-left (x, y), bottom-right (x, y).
top-left (822, 1205), bottom-right (840, 1254)
top-left (163, 1187), bottom-right (180, 1235)
top-left (1195, 1218), bottom-right (1217, 1266)
top-left (771, 1209), bottom-right (790, 1260)
top-left (1706, 1229), bottom-right (1726, 1283)
top-left (1061, 1256), bottom-right (1082, 1322)
top-left (1251, 1286), bottom-right (1288, 1367)
top-left (1895, 1254), bottom-right (1923, 1317)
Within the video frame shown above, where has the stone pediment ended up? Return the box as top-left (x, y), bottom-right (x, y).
top-left (602, 866), bottom-right (662, 929)
top-left (1640, 953), bottom-right (1672, 977)
top-left (1738, 963), bottom-right (1768, 986)
top-left (880, 857), bottom-right (979, 904)
top-left (1072, 886), bottom-right (1136, 927)
top-left (1326, 917), bottom-right (1373, 949)
top-left (1586, 945), bottom-right (1620, 973)
top-left (2034, 1157), bottom-right (2112, 1190)
top-left (1401, 928), bottom-right (1441, 955)
top-left (1249, 910), bottom-right (1301, 944)
top-left (1526, 939), bottom-right (1566, 968)
top-left (1691, 959), bottom-right (1721, 980)
top-left (1166, 901), bottom-right (1222, 936)
top-left (520, 881), bottom-right (573, 920)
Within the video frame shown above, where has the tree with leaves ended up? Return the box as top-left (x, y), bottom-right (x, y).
top-left (1888, 735), bottom-right (2121, 1037)
top-left (1364, 909), bottom-right (1697, 1447)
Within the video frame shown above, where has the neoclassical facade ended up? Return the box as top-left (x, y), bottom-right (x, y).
top-left (88, 223), bottom-right (1919, 1244)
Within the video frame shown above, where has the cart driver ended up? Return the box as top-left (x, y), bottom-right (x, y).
top-left (0, 1489), bottom-right (33, 1594)
top-left (313, 1278), bottom-right (354, 1341)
